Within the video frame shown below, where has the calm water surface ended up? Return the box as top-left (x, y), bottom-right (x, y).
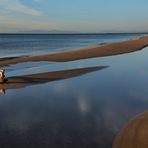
top-left (0, 34), bottom-right (148, 148)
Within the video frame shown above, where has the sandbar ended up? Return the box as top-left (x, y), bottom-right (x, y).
top-left (0, 36), bottom-right (148, 67)
top-left (0, 66), bottom-right (107, 92)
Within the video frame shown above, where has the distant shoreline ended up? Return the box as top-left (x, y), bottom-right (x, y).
top-left (0, 32), bottom-right (148, 35)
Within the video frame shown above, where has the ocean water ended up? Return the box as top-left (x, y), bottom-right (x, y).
top-left (0, 33), bottom-right (145, 58)
top-left (0, 33), bottom-right (148, 148)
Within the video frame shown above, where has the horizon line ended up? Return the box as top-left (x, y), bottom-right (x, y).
top-left (0, 32), bottom-right (148, 35)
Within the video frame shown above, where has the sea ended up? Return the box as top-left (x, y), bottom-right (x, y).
top-left (0, 33), bottom-right (148, 148)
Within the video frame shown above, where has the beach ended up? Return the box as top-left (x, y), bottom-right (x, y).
top-left (0, 0), bottom-right (148, 147)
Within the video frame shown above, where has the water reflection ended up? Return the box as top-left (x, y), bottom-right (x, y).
top-left (0, 83), bottom-right (115, 148)
top-left (0, 88), bottom-right (5, 94)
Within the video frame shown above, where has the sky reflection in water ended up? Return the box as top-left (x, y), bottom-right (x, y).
top-left (0, 47), bottom-right (148, 148)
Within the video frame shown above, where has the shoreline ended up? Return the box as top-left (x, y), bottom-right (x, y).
top-left (0, 36), bottom-right (148, 67)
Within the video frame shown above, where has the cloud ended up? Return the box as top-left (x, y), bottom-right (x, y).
top-left (78, 95), bottom-right (91, 114)
top-left (33, 0), bottom-right (47, 2)
top-left (0, 0), bottom-right (42, 16)
top-left (0, 15), bottom-right (63, 32)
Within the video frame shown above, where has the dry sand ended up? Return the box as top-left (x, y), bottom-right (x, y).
top-left (0, 36), bottom-right (148, 67)
top-left (0, 66), bottom-right (107, 92)
top-left (113, 111), bottom-right (148, 148)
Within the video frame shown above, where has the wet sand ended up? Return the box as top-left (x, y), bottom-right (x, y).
top-left (113, 111), bottom-right (148, 148)
top-left (0, 36), bottom-right (148, 67)
top-left (0, 66), bottom-right (107, 92)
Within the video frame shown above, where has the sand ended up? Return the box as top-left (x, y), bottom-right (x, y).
top-left (112, 111), bottom-right (148, 148)
top-left (0, 36), bottom-right (148, 67)
top-left (0, 66), bottom-right (107, 92)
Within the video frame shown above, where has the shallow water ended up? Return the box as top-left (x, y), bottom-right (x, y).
top-left (0, 43), bottom-right (148, 148)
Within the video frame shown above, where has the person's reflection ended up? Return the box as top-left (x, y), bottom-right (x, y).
top-left (112, 111), bottom-right (148, 148)
top-left (0, 88), bottom-right (5, 94)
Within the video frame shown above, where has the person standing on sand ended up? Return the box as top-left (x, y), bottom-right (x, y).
top-left (0, 69), bottom-right (7, 84)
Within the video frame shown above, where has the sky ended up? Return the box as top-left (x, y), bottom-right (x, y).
top-left (0, 0), bottom-right (148, 33)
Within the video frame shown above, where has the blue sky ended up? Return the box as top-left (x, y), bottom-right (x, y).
top-left (0, 0), bottom-right (148, 33)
